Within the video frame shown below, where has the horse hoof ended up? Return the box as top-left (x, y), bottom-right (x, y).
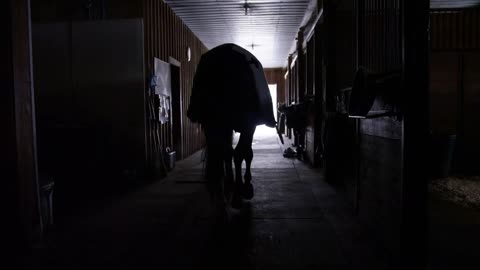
top-left (242, 182), bottom-right (254, 200)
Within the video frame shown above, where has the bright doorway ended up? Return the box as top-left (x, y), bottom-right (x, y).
top-left (255, 84), bottom-right (277, 137)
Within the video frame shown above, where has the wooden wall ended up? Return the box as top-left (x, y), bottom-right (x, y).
top-left (323, 1), bottom-right (431, 265)
top-left (6, 0), bottom-right (43, 249)
top-left (323, 0), bottom-right (357, 202)
top-left (290, 58), bottom-right (300, 105)
top-left (284, 65), bottom-right (292, 138)
top-left (462, 53), bottom-right (480, 173)
top-left (431, 8), bottom-right (480, 51)
top-left (430, 7), bottom-right (480, 174)
top-left (287, 58), bottom-right (299, 140)
top-left (357, 0), bottom-right (403, 261)
top-left (31, 0), bottom-right (208, 173)
top-left (2, 1), bottom-right (18, 252)
top-left (318, 0), bottom-right (405, 263)
top-left (429, 53), bottom-right (459, 134)
top-left (31, 0), bottom-right (142, 21)
top-left (264, 68), bottom-right (286, 106)
top-left (142, 0), bottom-right (207, 164)
top-left (304, 36), bottom-right (318, 165)
top-left (360, 0), bottom-right (402, 72)
top-left (264, 68), bottom-right (288, 141)
top-left (322, 0), bottom-right (430, 265)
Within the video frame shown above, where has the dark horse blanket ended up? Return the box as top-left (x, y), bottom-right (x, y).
top-left (187, 43), bottom-right (276, 132)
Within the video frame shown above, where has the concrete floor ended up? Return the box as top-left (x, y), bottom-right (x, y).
top-left (428, 193), bottom-right (480, 270)
top-left (22, 128), bottom-right (387, 270)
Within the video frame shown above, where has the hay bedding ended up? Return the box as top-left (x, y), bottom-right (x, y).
top-left (429, 176), bottom-right (480, 209)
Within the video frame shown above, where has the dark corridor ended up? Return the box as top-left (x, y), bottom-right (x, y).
top-left (6, 1), bottom-right (480, 270)
top-left (22, 131), bottom-right (385, 270)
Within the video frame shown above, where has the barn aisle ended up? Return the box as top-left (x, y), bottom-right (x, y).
top-left (24, 127), bottom-right (386, 270)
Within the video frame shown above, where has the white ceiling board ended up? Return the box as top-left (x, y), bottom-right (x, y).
top-left (431, 0), bottom-right (480, 9)
top-left (164, 0), bottom-right (314, 68)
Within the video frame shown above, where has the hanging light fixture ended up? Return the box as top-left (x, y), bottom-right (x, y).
top-left (244, 0), bottom-right (250, 15)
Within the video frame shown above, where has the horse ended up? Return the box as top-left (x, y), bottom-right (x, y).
top-left (203, 119), bottom-right (256, 215)
top-left (187, 43), bottom-right (276, 222)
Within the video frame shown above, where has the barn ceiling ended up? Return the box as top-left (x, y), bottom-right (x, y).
top-left (165, 0), bottom-right (479, 68)
top-left (164, 0), bottom-right (316, 68)
top-left (431, 0), bottom-right (480, 9)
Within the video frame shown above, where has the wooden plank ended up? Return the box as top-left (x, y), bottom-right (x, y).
top-left (9, 0), bottom-right (42, 245)
top-left (2, 1), bottom-right (21, 254)
top-left (161, 1), bottom-right (166, 60)
top-left (463, 53), bottom-right (480, 159)
top-left (429, 53), bottom-right (459, 134)
top-left (472, 8), bottom-right (478, 48)
top-left (431, 9), bottom-right (480, 51)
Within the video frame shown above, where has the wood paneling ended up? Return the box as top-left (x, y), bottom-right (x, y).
top-left (333, 0), bottom-right (355, 90)
top-left (31, 0), bottom-right (142, 21)
top-left (429, 51), bottom-right (480, 174)
top-left (431, 8), bottom-right (480, 51)
top-left (430, 53), bottom-right (459, 134)
top-left (361, 0), bottom-right (401, 72)
top-left (9, 0), bottom-right (42, 246)
top-left (3, 0), bottom-right (20, 253)
top-left (358, 134), bottom-right (402, 257)
top-left (429, 7), bottom-right (480, 174)
top-left (463, 53), bottom-right (480, 167)
top-left (264, 68), bottom-right (286, 105)
top-left (142, 0), bottom-right (207, 165)
top-left (264, 68), bottom-right (288, 136)
top-left (304, 34), bottom-right (318, 165)
top-left (322, 0), bottom-right (405, 263)
top-left (290, 61), bottom-right (299, 103)
top-left (31, 0), bottom-right (208, 168)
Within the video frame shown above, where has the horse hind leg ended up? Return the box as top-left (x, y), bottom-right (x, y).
top-left (241, 141), bottom-right (254, 200)
top-left (233, 128), bottom-right (254, 186)
top-left (232, 145), bottom-right (244, 209)
top-left (205, 126), bottom-right (231, 224)
top-left (234, 126), bottom-right (255, 199)
top-left (224, 130), bottom-right (234, 196)
top-left (233, 146), bottom-right (244, 185)
top-left (244, 146), bottom-right (253, 183)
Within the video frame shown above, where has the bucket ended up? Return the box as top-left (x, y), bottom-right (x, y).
top-left (164, 148), bottom-right (176, 171)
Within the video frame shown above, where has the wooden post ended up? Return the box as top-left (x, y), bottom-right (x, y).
top-left (297, 27), bottom-right (306, 103)
top-left (353, 0), bottom-right (364, 215)
top-left (287, 54), bottom-right (293, 105)
top-left (456, 53), bottom-right (465, 172)
top-left (287, 54), bottom-right (293, 139)
top-left (356, 0), bottom-right (365, 68)
top-left (400, 0), bottom-right (430, 268)
top-left (5, 0), bottom-right (43, 249)
top-left (296, 27), bottom-right (306, 148)
top-left (324, 0), bottom-right (337, 112)
top-left (2, 0), bottom-right (18, 255)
